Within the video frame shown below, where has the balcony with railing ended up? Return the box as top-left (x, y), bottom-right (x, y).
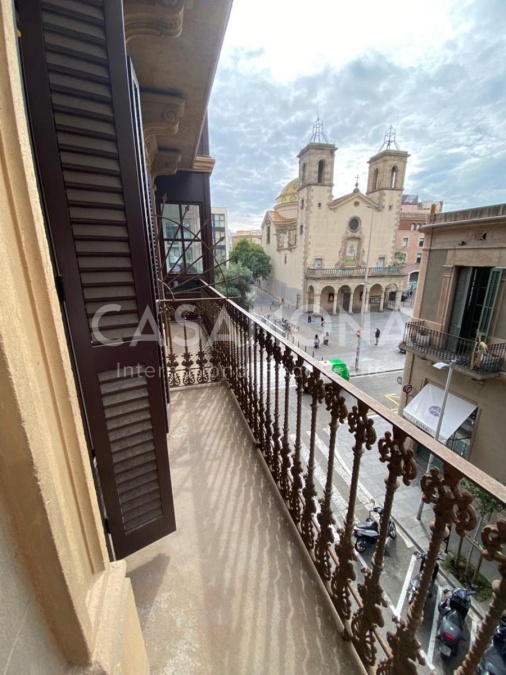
top-left (128, 287), bottom-right (506, 674)
top-left (400, 321), bottom-right (506, 377)
top-left (306, 265), bottom-right (404, 279)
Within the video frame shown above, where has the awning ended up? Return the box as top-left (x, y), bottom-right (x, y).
top-left (403, 383), bottom-right (477, 444)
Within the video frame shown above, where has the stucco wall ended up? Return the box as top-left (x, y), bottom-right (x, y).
top-left (0, 508), bottom-right (65, 674)
top-left (419, 249), bottom-right (447, 322)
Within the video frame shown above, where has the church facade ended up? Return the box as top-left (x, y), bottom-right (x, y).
top-left (261, 125), bottom-right (410, 315)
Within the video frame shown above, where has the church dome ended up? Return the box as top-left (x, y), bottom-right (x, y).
top-left (275, 178), bottom-right (299, 206)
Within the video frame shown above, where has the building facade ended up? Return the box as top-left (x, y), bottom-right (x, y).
top-left (399, 204), bottom-right (506, 479)
top-left (231, 228), bottom-right (262, 248)
top-left (396, 195), bottom-right (443, 288)
top-left (260, 126), bottom-right (409, 314)
top-left (211, 206), bottom-right (231, 265)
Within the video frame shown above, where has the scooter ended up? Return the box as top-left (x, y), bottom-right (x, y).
top-left (436, 586), bottom-right (475, 659)
top-left (407, 551), bottom-right (441, 605)
top-left (353, 504), bottom-right (397, 553)
top-left (477, 617), bottom-right (506, 674)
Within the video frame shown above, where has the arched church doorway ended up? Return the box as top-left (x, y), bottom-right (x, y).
top-left (320, 285), bottom-right (336, 314)
top-left (369, 283), bottom-right (383, 311)
top-left (339, 285), bottom-right (352, 312)
top-left (307, 285), bottom-right (315, 312)
top-left (384, 283), bottom-right (399, 310)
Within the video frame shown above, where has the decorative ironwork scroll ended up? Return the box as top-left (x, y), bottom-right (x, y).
top-left (331, 401), bottom-right (376, 622)
top-left (377, 463), bottom-right (476, 675)
top-left (351, 427), bottom-right (416, 666)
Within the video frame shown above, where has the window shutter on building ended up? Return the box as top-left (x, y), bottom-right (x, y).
top-left (19, 0), bottom-right (175, 559)
top-left (447, 267), bottom-right (473, 340)
top-left (477, 268), bottom-right (503, 340)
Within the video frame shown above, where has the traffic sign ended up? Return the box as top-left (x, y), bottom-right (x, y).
top-left (402, 384), bottom-right (413, 394)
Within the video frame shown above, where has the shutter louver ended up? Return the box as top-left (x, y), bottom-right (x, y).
top-left (19, 0), bottom-right (176, 558)
top-left (477, 268), bottom-right (503, 340)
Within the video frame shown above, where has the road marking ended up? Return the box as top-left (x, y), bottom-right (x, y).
top-left (426, 584), bottom-right (442, 668)
top-left (396, 553), bottom-right (417, 616)
top-left (384, 393), bottom-right (400, 410)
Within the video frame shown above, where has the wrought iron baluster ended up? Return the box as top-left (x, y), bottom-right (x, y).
top-left (253, 323), bottom-right (259, 441)
top-left (263, 333), bottom-right (274, 465)
top-left (181, 319), bottom-right (195, 385)
top-left (195, 306), bottom-right (209, 384)
top-left (457, 518), bottom-right (506, 674)
top-left (377, 462), bottom-right (476, 674)
top-left (257, 327), bottom-right (267, 453)
top-left (315, 383), bottom-right (348, 583)
top-left (290, 360), bottom-right (307, 524)
top-left (280, 348), bottom-right (295, 500)
top-left (163, 303), bottom-right (181, 387)
top-left (271, 340), bottom-right (283, 481)
top-left (331, 401), bottom-right (376, 621)
top-left (351, 427), bottom-right (417, 666)
top-left (301, 370), bottom-right (326, 551)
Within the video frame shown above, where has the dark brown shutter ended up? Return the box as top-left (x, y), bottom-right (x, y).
top-left (19, 0), bottom-right (176, 558)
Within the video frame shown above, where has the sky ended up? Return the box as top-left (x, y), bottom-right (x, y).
top-left (208, 0), bottom-right (506, 231)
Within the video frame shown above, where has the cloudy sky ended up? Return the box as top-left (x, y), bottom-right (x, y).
top-left (208, 0), bottom-right (506, 231)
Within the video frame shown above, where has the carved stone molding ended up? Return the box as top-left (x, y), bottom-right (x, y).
top-left (151, 148), bottom-right (182, 178)
top-left (124, 0), bottom-right (186, 41)
top-left (141, 90), bottom-right (185, 139)
top-left (193, 156), bottom-right (216, 173)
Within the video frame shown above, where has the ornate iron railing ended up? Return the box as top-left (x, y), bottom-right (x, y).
top-left (400, 322), bottom-right (506, 374)
top-left (160, 288), bottom-right (506, 675)
top-left (306, 265), bottom-right (404, 278)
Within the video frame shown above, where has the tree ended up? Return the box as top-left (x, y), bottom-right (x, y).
top-left (229, 239), bottom-right (272, 280)
top-left (215, 262), bottom-right (254, 311)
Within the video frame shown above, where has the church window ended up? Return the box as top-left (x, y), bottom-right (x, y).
top-left (267, 225), bottom-right (270, 244)
top-left (300, 224), bottom-right (303, 234)
top-left (284, 255), bottom-right (287, 264)
top-left (317, 202), bottom-right (322, 208)
top-left (348, 217), bottom-right (360, 232)
top-left (411, 223), bottom-right (416, 231)
top-left (314, 258), bottom-right (323, 268)
top-left (402, 237), bottom-right (409, 247)
top-left (301, 163), bottom-right (306, 184)
top-left (391, 166), bottom-right (398, 188)
top-left (418, 237), bottom-right (425, 247)
top-left (318, 160), bottom-right (325, 183)
top-left (301, 198), bottom-right (304, 209)
top-left (373, 168), bottom-right (379, 190)
top-left (416, 252), bottom-right (422, 263)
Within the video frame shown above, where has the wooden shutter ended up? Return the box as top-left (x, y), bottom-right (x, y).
top-left (19, 0), bottom-right (176, 558)
top-left (477, 268), bottom-right (503, 340)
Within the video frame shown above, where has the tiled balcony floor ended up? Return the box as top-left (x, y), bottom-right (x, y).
top-left (126, 383), bottom-right (364, 674)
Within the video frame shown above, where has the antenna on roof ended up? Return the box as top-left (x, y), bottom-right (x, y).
top-left (310, 117), bottom-right (328, 143)
top-left (379, 125), bottom-right (400, 151)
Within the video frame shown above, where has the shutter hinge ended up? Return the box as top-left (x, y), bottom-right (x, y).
top-left (55, 275), bottom-right (65, 302)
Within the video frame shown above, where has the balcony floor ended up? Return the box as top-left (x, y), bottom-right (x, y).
top-left (126, 383), bottom-right (364, 674)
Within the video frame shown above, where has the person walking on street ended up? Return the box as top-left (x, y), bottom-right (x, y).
top-left (314, 334), bottom-right (320, 349)
top-left (307, 313), bottom-right (312, 323)
top-left (374, 327), bottom-right (380, 345)
top-left (320, 316), bottom-right (324, 327)
top-left (323, 332), bottom-right (329, 347)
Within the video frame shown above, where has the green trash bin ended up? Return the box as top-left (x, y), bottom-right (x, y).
top-left (328, 358), bottom-right (350, 381)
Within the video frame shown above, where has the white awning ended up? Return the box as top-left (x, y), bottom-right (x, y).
top-left (403, 383), bottom-right (477, 444)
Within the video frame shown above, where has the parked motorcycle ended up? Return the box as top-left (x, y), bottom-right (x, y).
top-left (477, 617), bottom-right (506, 674)
top-left (353, 504), bottom-right (397, 553)
top-left (437, 586), bottom-right (475, 659)
top-left (407, 551), bottom-right (442, 605)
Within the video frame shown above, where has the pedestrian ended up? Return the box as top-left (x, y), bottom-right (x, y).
top-left (320, 316), bottom-right (324, 327)
top-left (323, 332), bottom-right (329, 347)
top-left (307, 313), bottom-right (312, 323)
top-left (314, 334), bottom-right (320, 349)
top-left (374, 327), bottom-right (380, 345)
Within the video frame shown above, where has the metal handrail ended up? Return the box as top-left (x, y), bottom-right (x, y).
top-left (160, 288), bottom-right (506, 675)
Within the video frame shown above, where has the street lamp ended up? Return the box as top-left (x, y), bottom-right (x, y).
top-left (354, 204), bottom-right (381, 372)
top-left (415, 360), bottom-right (456, 520)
